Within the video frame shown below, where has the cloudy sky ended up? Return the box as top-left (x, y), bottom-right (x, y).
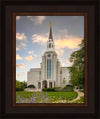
top-left (16, 16), bottom-right (84, 82)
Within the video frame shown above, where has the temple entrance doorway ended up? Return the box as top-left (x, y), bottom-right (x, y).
top-left (42, 80), bottom-right (47, 88)
top-left (49, 82), bottom-right (52, 88)
top-left (38, 82), bottom-right (41, 89)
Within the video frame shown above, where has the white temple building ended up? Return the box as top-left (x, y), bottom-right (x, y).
top-left (27, 23), bottom-right (70, 89)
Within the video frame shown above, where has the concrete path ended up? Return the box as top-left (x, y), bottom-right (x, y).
top-left (53, 90), bottom-right (84, 103)
top-left (69, 90), bottom-right (84, 103)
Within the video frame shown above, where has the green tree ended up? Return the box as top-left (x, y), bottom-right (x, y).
top-left (68, 40), bottom-right (84, 88)
top-left (16, 80), bottom-right (27, 88)
top-left (16, 80), bottom-right (21, 87)
top-left (21, 81), bottom-right (27, 88)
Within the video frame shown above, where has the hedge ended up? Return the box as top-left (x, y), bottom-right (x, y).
top-left (61, 86), bottom-right (74, 92)
top-left (16, 87), bottom-right (24, 91)
top-left (42, 88), bottom-right (55, 92)
top-left (66, 85), bottom-right (73, 87)
top-left (54, 87), bottom-right (62, 91)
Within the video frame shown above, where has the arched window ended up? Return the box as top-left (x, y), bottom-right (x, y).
top-left (49, 43), bottom-right (51, 48)
top-left (47, 59), bottom-right (51, 79)
top-left (48, 54), bottom-right (51, 57)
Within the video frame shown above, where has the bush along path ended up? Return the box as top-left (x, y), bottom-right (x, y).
top-left (69, 89), bottom-right (84, 103)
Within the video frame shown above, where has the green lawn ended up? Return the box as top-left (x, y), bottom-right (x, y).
top-left (72, 96), bottom-right (84, 103)
top-left (16, 91), bottom-right (78, 103)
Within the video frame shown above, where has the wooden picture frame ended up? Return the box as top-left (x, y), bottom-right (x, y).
top-left (1, 0), bottom-right (99, 118)
top-left (13, 12), bottom-right (88, 107)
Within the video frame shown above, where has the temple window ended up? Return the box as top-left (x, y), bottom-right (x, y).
top-left (49, 43), bottom-right (51, 48)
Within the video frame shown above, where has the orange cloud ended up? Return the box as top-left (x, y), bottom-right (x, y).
top-left (28, 50), bottom-right (34, 55)
top-left (16, 54), bottom-right (23, 60)
top-left (61, 62), bottom-right (66, 67)
top-left (56, 49), bottom-right (64, 56)
top-left (31, 30), bottom-right (83, 50)
top-left (16, 73), bottom-right (20, 78)
top-left (16, 64), bottom-right (25, 69)
top-left (55, 36), bottom-right (82, 49)
top-left (32, 34), bottom-right (47, 45)
top-left (16, 47), bottom-right (20, 51)
top-left (25, 55), bottom-right (33, 61)
top-left (16, 32), bottom-right (27, 51)
top-left (16, 33), bottom-right (27, 40)
top-left (34, 54), bottom-right (40, 58)
top-left (16, 16), bottom-right (20, 20)
top-left (23, 72), bottom-right (27, 75)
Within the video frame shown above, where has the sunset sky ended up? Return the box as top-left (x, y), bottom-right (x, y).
top-left (16, 16), bottom-right (84, 82)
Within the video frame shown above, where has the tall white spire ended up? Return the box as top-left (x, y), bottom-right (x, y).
top-left (49, 22), bottom-right (53, 40)
top-left (47, 22), bottom-right (55, 51)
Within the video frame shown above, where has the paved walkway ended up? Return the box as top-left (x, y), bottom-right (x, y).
top-left (53, 90), bottom-right (84, 103)
top-left (69, 90), bottom-right (84, 103)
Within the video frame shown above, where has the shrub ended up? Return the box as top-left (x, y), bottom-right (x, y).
top-left (16, 87), bottom-right (24, 91)
top-left (66, 85), bottom-right (73, 87)
top-left (27, 85), bottom-right (35, 88)
top-left (54, 87), bottom-right (62, 91)
top-left (16, 80), bottom-right (27, 89)
top-left (42, 88), bottom-right (55, 92)
top-left (61, 86), bottom-right (74, 92)
top-left (54, 87), bottom-right (61, 89)
top-left (75, 84), bottom-right (84, 90)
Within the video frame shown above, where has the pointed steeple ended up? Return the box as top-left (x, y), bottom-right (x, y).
top-left (47, 22), bottom-right (55, 51)
top-left (49, 22), bottom-right (53, 40)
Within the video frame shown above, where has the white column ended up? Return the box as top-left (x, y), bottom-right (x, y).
top-left (52, 81), bottom-right (54, 88)
top-left (47, 81), bottom-right (49, 88)
top-left (54, 82), bottom-right (55, 87)
top-left (41, 81), bottom-right (42, 89)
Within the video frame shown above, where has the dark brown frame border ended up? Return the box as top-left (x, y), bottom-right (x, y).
top-left (1, 0), bottom-right (99, 118)
top-left (12, 12), bottom-right (88, 107)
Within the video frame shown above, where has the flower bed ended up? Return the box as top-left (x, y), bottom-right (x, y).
top-left (16, 91), bottom-right (78, 103)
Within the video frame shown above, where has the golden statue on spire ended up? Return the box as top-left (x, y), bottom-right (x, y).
top-left (50, 22), bottom-right (52, 28)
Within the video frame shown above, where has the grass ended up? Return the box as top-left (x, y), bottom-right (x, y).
top-left (16, 91), bottom-right (78, 103)
top-left (72, 96), bottom-right (84, 103)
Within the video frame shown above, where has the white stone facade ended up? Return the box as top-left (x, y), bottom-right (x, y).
top-left (27, 23), bottom-right (70, 89)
